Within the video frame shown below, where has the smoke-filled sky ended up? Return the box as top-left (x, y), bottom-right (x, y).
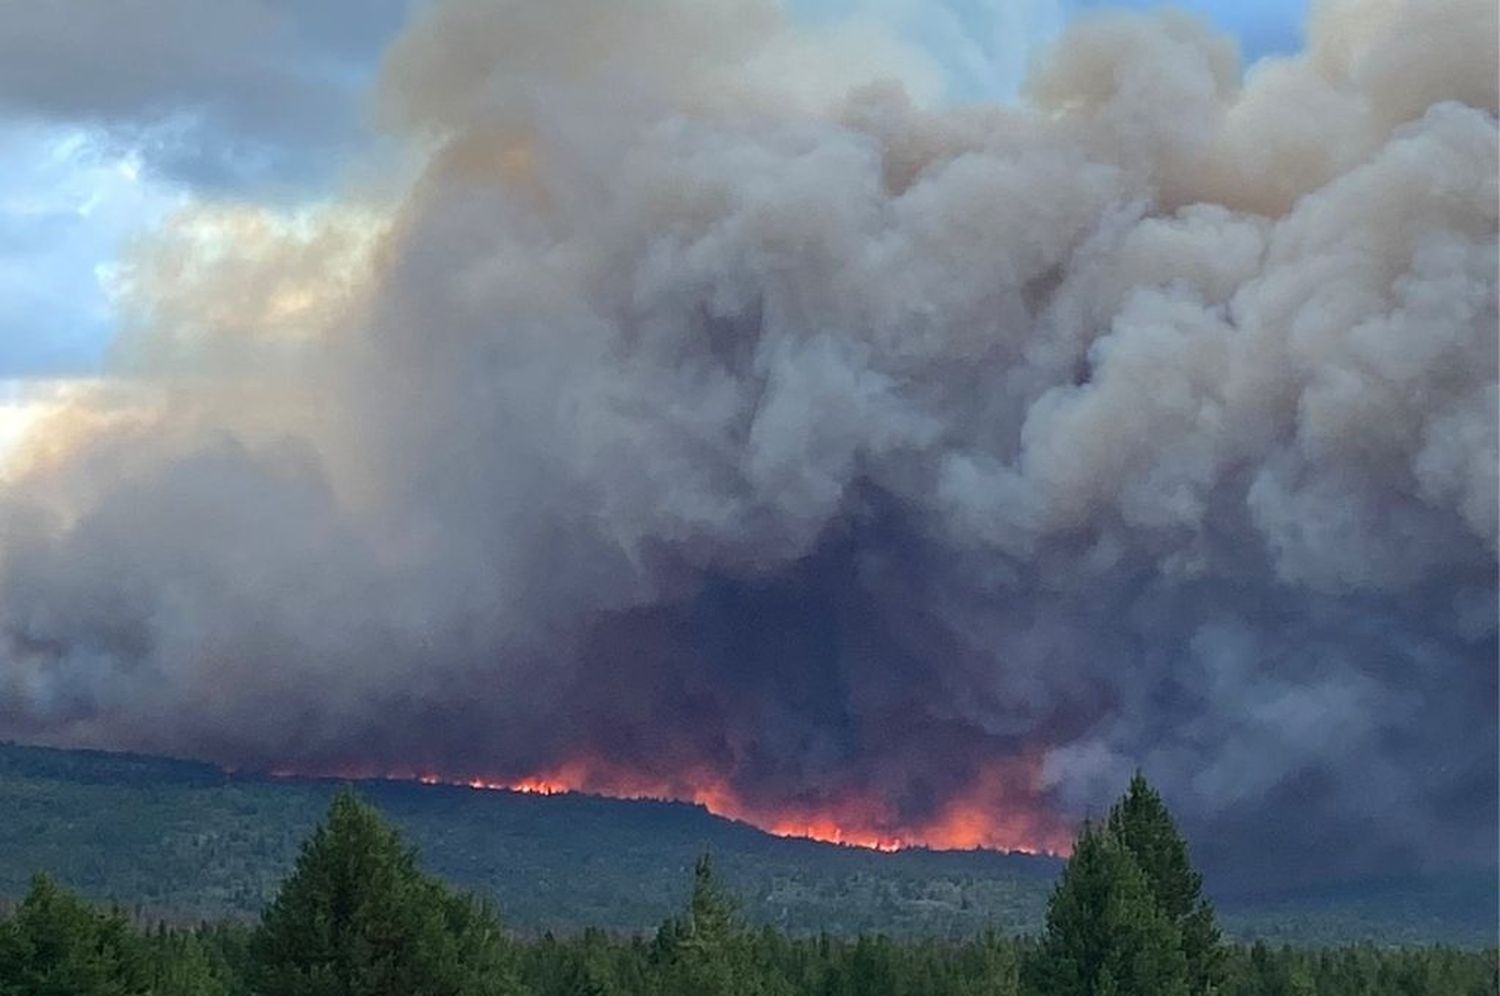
top-left (0, 0), bottom-right (1494, 889)
top-left (0, 0), bottom-right (1312, 377)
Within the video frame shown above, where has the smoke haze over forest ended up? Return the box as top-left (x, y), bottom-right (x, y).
top-left (0, 0), bottom-right (1494, 888)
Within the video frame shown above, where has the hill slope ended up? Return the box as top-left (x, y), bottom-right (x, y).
top-left (0, 742), bottom-right (1490, 945)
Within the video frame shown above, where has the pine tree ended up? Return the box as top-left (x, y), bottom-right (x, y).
top-left (0, 873), bottom-right (150, 996)
top-left (145, 926), bottom-right (232, 996)
top-left (686, 854), bottom-right (740, 952)
top-left (249, 788), bottom-right (525, 996)
top-left (665, 854), bottom-right (741, 995)
top-left (1107, 772), bottom-right (1225, 994)
top-left (1024, 821), bottom-right (1189, 996)
top-left (658, 853), bottom-right (791, 996)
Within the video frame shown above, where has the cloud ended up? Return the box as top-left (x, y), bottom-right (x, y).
top-left (0, 0), bottom-right (413, 192)
top-left (0, 124), bottom-right (186, 377)
top-left (0, 0), bottom-right (409, 376)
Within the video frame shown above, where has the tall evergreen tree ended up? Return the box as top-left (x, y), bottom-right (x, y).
top-left (1024, 822), bottom-right (1189, 996)
top-left (144, 924), bottom-right (233, 996)
top-left (685, 855), bottom-right (740, 952)
top-left (657, 853), bottom-right (790, 996)
top-left (249, 789), bottom-right (525, 996)
top-left (0, 874), bottom-right (150, 996)
top-left (1107, 772), bottom-right (1225, 994)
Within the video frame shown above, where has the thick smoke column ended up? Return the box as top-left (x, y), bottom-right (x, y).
top-left (0, 0), bottom-right (1495, 882)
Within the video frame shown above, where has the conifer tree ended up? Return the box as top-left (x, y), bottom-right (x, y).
top-left (666, 854), bottom-right (741, 995)
top-left (685, 854), bottom-right (740, 952)
top-left (145, 925), bottom-right (233, 996)
top-left (659, 853), bottom-right (790, 996)
top-left (0, 873), bottom-right (150, 996)
top-left (1024, 822), bottom-right (1189, 996)
top-left (249, 789), bottom-right (525, 996)
top-left (1107, 772), bottom-right (1225, 994)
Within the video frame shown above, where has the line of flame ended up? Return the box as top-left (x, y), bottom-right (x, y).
top-left (268, 757), bottom-right (1071, 856)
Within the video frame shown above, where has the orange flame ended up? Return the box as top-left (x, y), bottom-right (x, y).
top-left (275, 753), bottom-right (1072, 856)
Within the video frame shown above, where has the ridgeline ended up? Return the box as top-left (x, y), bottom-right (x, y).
top-left (0, 741), bottom-right (1491, 947)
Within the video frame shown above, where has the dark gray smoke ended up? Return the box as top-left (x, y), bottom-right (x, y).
top-left (0, 0), bottom-right (1495, 885)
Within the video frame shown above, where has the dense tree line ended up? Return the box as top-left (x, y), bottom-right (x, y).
top-left (0, 778), bottom-right (1492, 995)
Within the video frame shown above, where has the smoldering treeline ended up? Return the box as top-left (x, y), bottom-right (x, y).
top-left (0, 0), bottom-right (1494, 885)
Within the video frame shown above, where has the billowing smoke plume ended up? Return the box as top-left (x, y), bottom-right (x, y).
top-left (1, 0), bottom-right (1495, 883)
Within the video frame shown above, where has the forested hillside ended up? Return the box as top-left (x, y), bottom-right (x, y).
top-left (0, 742), bottom-right (1491, 946)
top-left (1, 771), bottom-right (1493, 996)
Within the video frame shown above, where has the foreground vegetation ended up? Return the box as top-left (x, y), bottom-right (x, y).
top-left (1, 775), bottom-right (1492, 995)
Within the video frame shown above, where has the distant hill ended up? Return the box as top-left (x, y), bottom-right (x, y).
top-left (0, 741), bottom-right (1491, 946)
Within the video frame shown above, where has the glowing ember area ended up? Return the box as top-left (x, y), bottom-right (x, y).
top-left (275, 756), bottom-right (1073, 856)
